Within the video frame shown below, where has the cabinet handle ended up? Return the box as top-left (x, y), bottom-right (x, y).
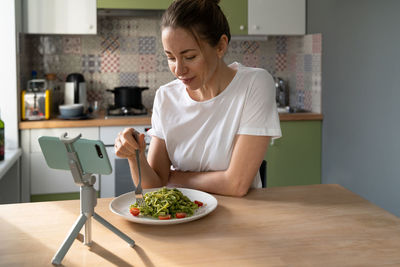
top-left (89, 25), bottom-right (94, 30)
top-left (253, 25), bottom-right (260, 30)
top-left (239, 25), bottom-right (245, 31)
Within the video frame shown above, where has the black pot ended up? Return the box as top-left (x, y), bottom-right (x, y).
top-left (107, 86), bottom-right (149, 109)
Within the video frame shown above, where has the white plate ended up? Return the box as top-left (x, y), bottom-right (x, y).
top-left (109, 188), bottom-right (218, 225)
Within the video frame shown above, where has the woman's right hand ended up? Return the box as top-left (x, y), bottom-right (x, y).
top-left (114, 128), bottom-right (146, 159)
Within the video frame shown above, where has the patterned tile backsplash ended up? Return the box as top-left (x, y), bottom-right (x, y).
top-left (20, 15), bottom-right (322, 112)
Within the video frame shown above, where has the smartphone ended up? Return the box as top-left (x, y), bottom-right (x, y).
top-left (38, 136), bottom-right (112, 175)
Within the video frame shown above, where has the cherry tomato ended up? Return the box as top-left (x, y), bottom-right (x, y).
top-left (194, 200), bottom-right (203, 207)
top-left (175, 212), bottom-right (186, 219)
top-left (129, 207), bottom-right (140, 216)
top-left (158, 214), bottom-right (172, 220)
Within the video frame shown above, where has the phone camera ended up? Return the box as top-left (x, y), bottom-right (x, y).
top-left (95, 144), bottom-right (103, 158)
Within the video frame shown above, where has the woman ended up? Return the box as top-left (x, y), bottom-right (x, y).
top-left (114, 0), bottom-right (281, 197)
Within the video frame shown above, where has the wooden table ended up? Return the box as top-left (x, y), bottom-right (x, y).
top-left (1, 184), bottom-right (400, 266)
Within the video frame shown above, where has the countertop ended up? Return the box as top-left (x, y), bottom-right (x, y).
top-left (19, 112), bottom-right (323, 129)
top-left (1, 184), bottom-right (400, 266)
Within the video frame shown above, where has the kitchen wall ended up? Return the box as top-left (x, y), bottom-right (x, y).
top-left (20, 14), bottom-right (322, 112)
top-left (308, 0), bottom-right (400, 216)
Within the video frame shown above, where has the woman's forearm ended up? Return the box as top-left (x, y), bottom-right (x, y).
top-left (167, 169), bottom-right (248, 197)
top-left (128, 151), bottom-right (168, 189)
top-left (167, 135), bottom-right (270, 197)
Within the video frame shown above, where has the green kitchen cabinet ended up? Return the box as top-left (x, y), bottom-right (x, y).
top-left (220, 0), bottom-right (248, 35)
top-left (97, 0), bottom-right (173, 9)
top-left (265, 121), bottom-right (322, 187)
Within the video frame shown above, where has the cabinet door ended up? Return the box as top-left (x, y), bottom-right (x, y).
top-left (248, 0), bottom-right (305, 35)
top-left (97, 0), bottom-right (173, 9)
top-left (265, 121), bottom-right (321, 187)
top-left (22, 0), bottom-right (96, 34)
top-left (220, 0), bottom-right (248, 35)
top-left (30, 152), bottom-right (100, 195)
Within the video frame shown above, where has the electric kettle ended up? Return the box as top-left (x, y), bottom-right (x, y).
top-left (65, 73), bottom-right (87, 109)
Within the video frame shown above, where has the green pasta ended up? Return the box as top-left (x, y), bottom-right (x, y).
top-left (130, 187), bottom-right (199, 218)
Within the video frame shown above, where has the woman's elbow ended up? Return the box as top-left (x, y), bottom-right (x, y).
top-left (228, 177), bottom-right (251, 197)
top-left (234, 187), bottom-right (249, 197)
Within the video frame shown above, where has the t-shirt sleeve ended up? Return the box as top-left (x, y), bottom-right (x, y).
top-left (147, 89), bottom-right (165, 140)
top-left (237, 69), bottom-right (282, 139)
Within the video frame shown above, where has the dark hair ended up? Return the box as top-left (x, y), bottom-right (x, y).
top-left (161, 0), bottom-right (231, 47)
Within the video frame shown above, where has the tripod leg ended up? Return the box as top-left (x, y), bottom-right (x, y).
top-left (52, 214), bottom-right (87, 265)
top-left (93, 213), bottom-right (135, 247)
top-left (84, 215), bottom-right (92, 246)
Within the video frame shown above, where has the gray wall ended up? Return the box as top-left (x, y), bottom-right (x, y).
top-left (307, 0), bottom-right (400, 216)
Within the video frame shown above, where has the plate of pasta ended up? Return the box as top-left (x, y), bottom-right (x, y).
top-left (109, 187), bottom-right (218, 225)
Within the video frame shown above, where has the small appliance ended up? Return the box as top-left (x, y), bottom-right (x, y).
top-left (21, 79), bottom-right (51, 120)
top-left (65, 73), bottom-right (87, 109)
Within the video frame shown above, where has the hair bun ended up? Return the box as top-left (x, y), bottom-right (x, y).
top-left (162, 0), bottom-right (230, 46)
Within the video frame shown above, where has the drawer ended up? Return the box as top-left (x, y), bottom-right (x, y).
top-left (30, 127), bottom-right (99, 153)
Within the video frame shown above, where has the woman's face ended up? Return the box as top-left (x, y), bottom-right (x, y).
top-left (161, 27), bottom-right (220, 91)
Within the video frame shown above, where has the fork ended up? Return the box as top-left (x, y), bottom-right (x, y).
top-left (133, 135), bottom-right (145, 207)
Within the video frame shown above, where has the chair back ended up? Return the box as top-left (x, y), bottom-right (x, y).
top-left (260, 160), bottom-right (267, 188)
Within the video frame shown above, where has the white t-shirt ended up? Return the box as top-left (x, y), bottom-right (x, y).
top-left (148, 62), bottom-right (282, 188)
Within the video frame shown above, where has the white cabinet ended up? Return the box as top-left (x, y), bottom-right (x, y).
top-left (21, 127), bottom-right (100, 197)
top-left (248, 0), bottom-right (305, 35)
top-left (30, 153), bottom-right (82, 194)
top-left (22, 0), bottom-right (97, 34)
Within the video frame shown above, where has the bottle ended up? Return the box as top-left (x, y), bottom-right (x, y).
top-left (0, 109), bottom-right (4, 161)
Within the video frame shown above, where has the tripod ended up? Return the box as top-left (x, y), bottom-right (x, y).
top-left (51, 133), bottom-right (135, 265)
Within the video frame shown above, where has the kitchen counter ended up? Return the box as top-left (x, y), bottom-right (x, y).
top-left (19, 114), bottom-right (152, 129)
top-left (0, 148), bottom-right (21, 180)
top-left (1, 184), bottom-right (400, 266)
top-left (19, 112), bottom-right (323, 129)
